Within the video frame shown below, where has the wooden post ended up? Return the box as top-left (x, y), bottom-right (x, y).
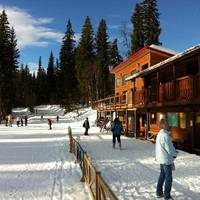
top-left (133, 79), bottom-right (136, 105)
top-left (157, 71), bottom-right (160, 102)
top-left (145, 111), bottom-right (150, 140)
top-left (173, 65), bottom-right (176, 100)
top-left (96, 171), bottom-right (101, 200)
top-left (80, 152), bottom-right (85, 182)
top-left (68, 126), bottom-right (72, 153)
top-left (191, 109), bottom-right (195, 151)
top-left (134, 110), bottom-right (137, 138)
top-left (126, 109), bottom-right (128, 135)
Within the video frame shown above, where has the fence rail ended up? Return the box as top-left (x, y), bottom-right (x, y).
top-left (68, 127), bottom-right (118, 200)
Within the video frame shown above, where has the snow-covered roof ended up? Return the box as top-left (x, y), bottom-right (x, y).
top-left (150, 44), bottom-right (178, 55)
top-left (111, 45), bottom-right (177, 73)
top-left (126, 44), bottom-right (200, 81)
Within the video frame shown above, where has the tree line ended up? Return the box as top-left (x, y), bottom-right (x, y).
top-left (0, 0), bottom-right (161, 116)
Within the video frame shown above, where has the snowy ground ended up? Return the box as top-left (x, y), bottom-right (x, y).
top-left (78, 134), bottom-right (200, 200)
top-left (0, 106), bottom-right (200, 200)
top-left (0, 107), bottom-right (94, 200)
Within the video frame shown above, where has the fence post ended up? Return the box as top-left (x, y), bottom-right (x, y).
top-left (80, 152), bottom-right (85, 182)
top-left (96, 171), bottom-right (101, 200)
top-left (68, 126), bottom-right (72, 153)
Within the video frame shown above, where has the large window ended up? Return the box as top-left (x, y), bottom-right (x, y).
top-left (141, 63), bottom-right (148, 70)
top-left (116, 79), bottom-right (120, 88)
top-left (150, 113), bottom-right (157, 124)
top-left (167, 112), bottom-right (178, 128)
top-left (122, 74), bottom-right (128, 85)
top-left (179, 112), bottom-right (186, 128)
top-left (131, 69), bottom-right (137, 75)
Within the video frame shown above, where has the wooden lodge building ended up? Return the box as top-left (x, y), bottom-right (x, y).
top-left (93, 44), bottom-right (200, 153)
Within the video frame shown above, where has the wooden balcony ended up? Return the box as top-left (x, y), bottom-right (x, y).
top-left (92, 74), bottom-right (200, 111)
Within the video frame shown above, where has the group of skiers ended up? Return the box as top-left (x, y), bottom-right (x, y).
top-left (16, 116), bottom-right (28, 126)
top-left (2, 115), bottom-right (28, 127)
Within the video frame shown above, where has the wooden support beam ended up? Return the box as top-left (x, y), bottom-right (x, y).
top-left (134, 110), bottom-right (137, 138)
top-left (173, 65), bottom-right (176, 100)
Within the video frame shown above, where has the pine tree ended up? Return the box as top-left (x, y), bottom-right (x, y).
top-left (47, 51), bottom-right (55, 103)
top-left (54, 58), bottom-right (60, 103)
top-left (16, 64), bottom-right (36, 107)
top-left (131, 3), bottom-right (145, 53)
top-left (109, 39), bottom-right (122, 95)
top-left (143, 0), bottom-right (161, 45)
top-left (0, 10), bottom-right (19, 115)
top-left (59, 19), bottom-right (78, 107)
top-left (36, 56), bottom-right (47, 104)
top-left (76, 16), bottom-right (95, 104)
top-left (131, 0), bottom-right (161, 52)
top-left (109, 39), bottom-right (123, 69)
top-left (95, 19), bottom-right (110, 98)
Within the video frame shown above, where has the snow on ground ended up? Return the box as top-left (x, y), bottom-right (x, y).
top-left (1, 106), bottom-right (200, 200)
top-left (78, 134), bottom-right (200, 200)
top-left (0, 107), bottom-right (94, 200)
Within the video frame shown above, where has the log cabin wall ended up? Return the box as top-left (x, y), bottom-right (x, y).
top-left (135, 51), bottom-right (200, 152)
top-left (112, 47), bottom-right (174, 104)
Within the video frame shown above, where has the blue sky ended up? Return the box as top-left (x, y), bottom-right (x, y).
top-left (0, 0), bottom-right (200, 72)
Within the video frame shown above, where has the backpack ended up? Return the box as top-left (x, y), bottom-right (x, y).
top-left (83, 122), bottom-right (85, 127)
top-left (112, 123), bottom-right (122, 135)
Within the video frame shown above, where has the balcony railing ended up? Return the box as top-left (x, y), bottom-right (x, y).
top-left (92, 74), bottom-right (200, 110)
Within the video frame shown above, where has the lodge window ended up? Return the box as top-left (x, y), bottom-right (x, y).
top-left (141, 63), bottom-right (148, 71)
top-left (122, 74), bottom-right (128, 85)
top-left (167, 112), bottom-right (187, 129)
top-left (150, 113), bottom-right (157, 124)
top-left (122, 91), bottom-right (126, 101)
top-left (131, 69), bottom-right (137, 75)
top-left (175, 57), bottom-right (198, 79)
top-left (167, 112), bottom-right (178, 128)
top-left (179, 112), bottom-right (186, 128)
top-left (116, 79), bottom-right (120, 88)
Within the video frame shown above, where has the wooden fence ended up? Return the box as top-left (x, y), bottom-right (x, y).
top-left (68, 127), bottom-right (118, 200)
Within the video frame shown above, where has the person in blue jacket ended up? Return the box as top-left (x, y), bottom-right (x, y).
top-left (111, 117), bottom-right (123, 149)
top-left (155, 118), bottom-right (177, 200)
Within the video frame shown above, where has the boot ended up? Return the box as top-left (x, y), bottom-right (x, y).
top-left (119, 142), bottom-right (122, 150)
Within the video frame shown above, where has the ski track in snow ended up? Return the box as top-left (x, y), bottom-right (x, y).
top-left (0, 123), bottom-right (91, 200)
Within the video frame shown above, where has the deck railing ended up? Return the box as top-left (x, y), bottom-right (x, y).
top-left (68, 128), bottom-right (118, 200)
top-left (92, 74), bottom-right (200, 110)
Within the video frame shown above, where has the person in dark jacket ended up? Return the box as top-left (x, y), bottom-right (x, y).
top-left (24, 116), bottom-right (28, 126)
top-left (83, 117), bottom-right (90, 135)
top-left (48, 119), bottom-right (53, 130)
top-left (111, 117), bottom-right (123, 149)
top-left (20, 117), bottom-right (23, 126)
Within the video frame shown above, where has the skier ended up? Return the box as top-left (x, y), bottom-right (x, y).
top-left (83, 117), bottom-right (90, 135)
top-left (20, 117), bottom-right (23, 126)
top-left (5, 115), bottom-right (8, 126)
top-left (111, 117), bottom-right (123, 149)
top-left (56, 115), bottom-right (59, 122)
top-left (24, 116), bottom-right (28, 126)
top-left (16, 116), bottom-right (20, 127)
top-left (48, 119), bottom-right (53, 130)
top-left (8, 114), bottom-right (13, 127)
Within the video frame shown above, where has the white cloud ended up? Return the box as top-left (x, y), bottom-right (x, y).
top-left (74, 33), bottom-right (81, 43)
top-left (0, 5), bottom-right (64, 48)
top-left (27, 62), bottom-right (39, 74)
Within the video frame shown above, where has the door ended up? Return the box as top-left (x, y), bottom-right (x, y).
top-left (194, 113), bottom-right (200, 149)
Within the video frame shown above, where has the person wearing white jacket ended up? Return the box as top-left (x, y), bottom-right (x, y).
top-left (155, 118), bottom-right (177, 200)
